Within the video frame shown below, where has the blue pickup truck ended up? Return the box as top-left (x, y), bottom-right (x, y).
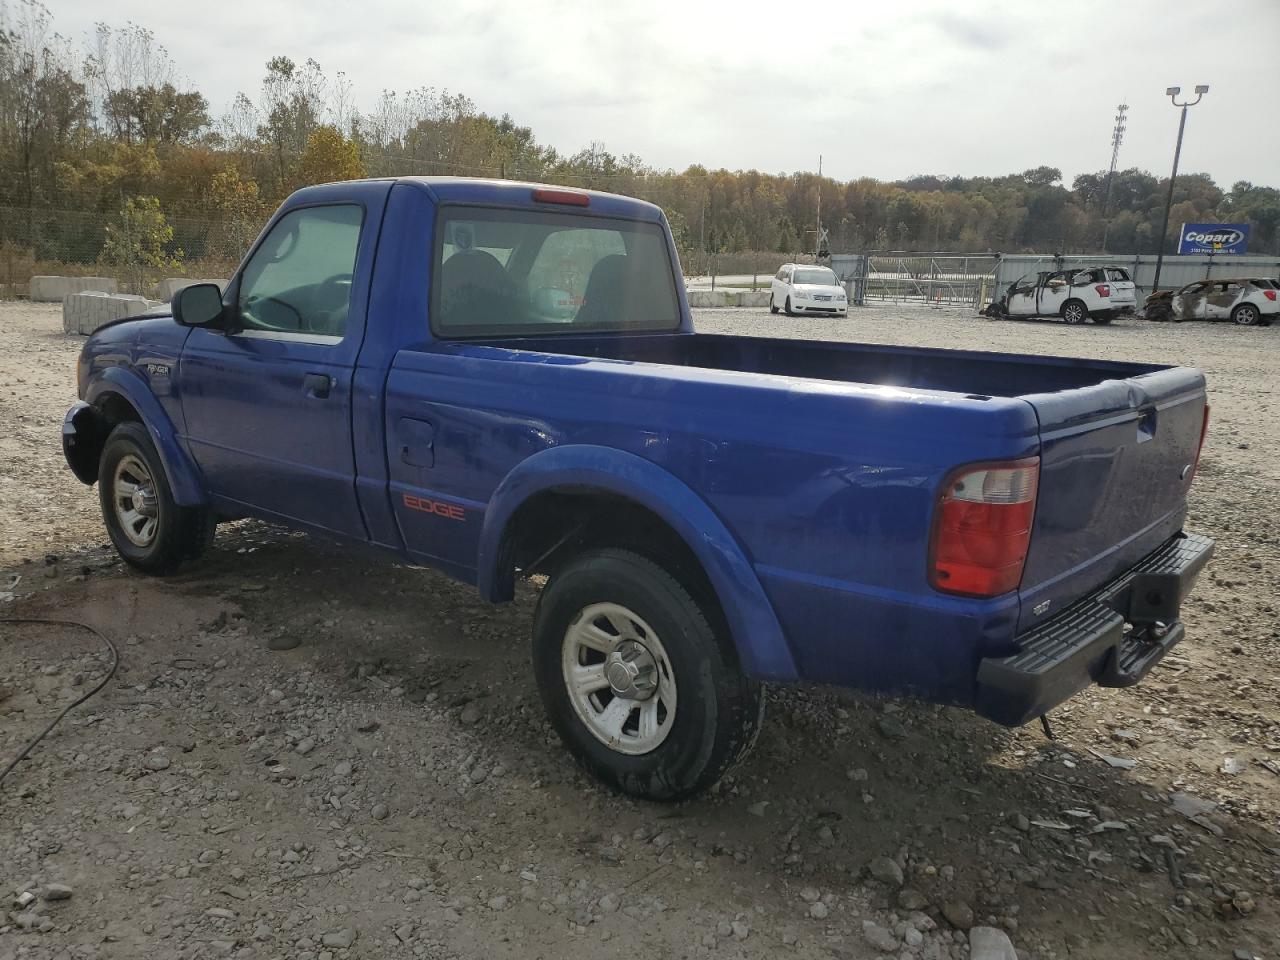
top-left (63, 178), bottom-right (1214, 800)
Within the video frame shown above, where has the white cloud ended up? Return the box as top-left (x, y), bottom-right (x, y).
top-left (48, 0), bottom-right (1280, 185)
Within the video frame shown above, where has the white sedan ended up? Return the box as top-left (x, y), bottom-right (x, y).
top-left (770, 264), bottom-right (848, 317)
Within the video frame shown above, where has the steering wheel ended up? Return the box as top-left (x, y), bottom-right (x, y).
top-left (302, 274), bottom-right (354, 334)
top-left (241, 294), bottom-right (304, 331)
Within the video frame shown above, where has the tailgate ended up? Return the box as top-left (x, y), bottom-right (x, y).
top-left (1016, 366), bottom-right (1206, 634)
top-left (1104, 269), bottom-right (1136, 306)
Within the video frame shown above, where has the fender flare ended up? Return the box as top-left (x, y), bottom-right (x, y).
top-left (85, 367), bottom-right (207, 506)
top-left (477, 445), bottom-right (798, 682)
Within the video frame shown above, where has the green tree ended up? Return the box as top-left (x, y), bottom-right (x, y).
top-left (100, 195), bottom-right (182, 293)
top-left (103, 83), bottom-right (209, 144)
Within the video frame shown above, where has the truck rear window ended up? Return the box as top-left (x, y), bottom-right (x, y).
top-left (432, 207), bottom-right (681, 337)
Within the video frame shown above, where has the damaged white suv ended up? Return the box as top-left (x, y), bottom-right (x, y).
top-left (1144, 278), bottom-right (1278, 326)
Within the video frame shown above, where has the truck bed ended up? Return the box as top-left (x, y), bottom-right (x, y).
top-left (477, 332), bottom-right (1170, 397)
top-left (474, 331), bottom-right (1206, 638)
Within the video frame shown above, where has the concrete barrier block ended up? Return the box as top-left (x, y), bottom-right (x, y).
top-left (741, 290), bottom-right (771, 307)
top-left (31, 276), bottom-right (119, 301)
top-left (63, 292), bottom-right (158, 336)
top-left (156, 277), bottom-right (226, 301)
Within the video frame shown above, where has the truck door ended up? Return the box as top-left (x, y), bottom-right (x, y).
top-left (1005, 273), bottom-right (1039, 316)
top-left (179, 198), bottom-right (380, 537)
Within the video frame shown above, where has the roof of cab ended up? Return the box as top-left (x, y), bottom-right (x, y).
top-left (399, 176), bottom-right (665, 221)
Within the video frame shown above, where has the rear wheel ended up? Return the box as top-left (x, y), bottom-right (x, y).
top-left (532, 548), bottom-right (763, 801)
top-left (98, 422), bottom-right (214, 575)
top-left (1232, 303), bottom-right (1261, 326)
top-left (1061, 299), bottom-right (1088, 325)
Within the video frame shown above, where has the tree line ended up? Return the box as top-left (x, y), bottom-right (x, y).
top-left (3, 0), bottom-right (1278, 285)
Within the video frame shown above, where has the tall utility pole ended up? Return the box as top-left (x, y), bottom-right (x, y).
top-left (1100, 102), bottom-right (1127, 252)
top-left (815, 155), bottom-right (822, 258)
top-left (1152, 85), bottom-right (1209, 294)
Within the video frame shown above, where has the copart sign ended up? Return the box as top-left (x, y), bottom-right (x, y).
top-left (1178, 223), bottom-right (1250, 255)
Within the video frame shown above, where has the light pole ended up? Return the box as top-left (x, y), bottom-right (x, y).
top-left (1151, 85), bottom-right (1208, 294)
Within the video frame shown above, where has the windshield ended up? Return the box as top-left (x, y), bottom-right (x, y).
top-left (433, 208), bottom-right (680, 337)
top-left (792, 267), bottom-right (838, 286)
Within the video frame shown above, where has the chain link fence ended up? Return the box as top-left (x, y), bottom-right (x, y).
top-left (1, 205), bottom-right (250, 298)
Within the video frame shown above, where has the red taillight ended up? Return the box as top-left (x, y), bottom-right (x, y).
top-left (929, 457), bottom-right (1040, 597)
top-left (1095, 284), bottom-right (1111, 297)
top-left (1265, 290), bottom-right (1277, 301)
top-left (531, 188), bottom-right (590, 207)
top-left (1188, 404), bottom-right (1209, 486)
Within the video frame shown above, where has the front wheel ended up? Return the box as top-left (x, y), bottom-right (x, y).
top-left (784, 296), bottom-right (795, 316)
top-left (1061, 299), bottom-right (1089, 325)
top-left (1232, 303), bottom-right (1261, 326)
top-left (769, 295), bottom-right (779, 315)
top-left (98, 422), bottom-right (215, 575)
top-left (532, 548), bottom-right (763, 802)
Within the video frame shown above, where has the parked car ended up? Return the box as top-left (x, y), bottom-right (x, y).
top-left (984, 266), bottom-right (1137, 324)
top-left (1144, 278), bottom-right (1278, 326)
top-left (63, 178), bottom-right (1214, 801)
top-left (769, 263), bottom-right (848, 316)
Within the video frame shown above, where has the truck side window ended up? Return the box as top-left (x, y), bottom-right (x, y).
top-left (236, 204), bottom-right (363, 340)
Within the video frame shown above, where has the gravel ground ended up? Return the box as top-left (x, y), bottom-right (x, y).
top-left (1, 301), bottom-right (1278, 960)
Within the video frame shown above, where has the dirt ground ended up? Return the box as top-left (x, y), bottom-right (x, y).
top-left (1, 301), bottom-right (1277, 960)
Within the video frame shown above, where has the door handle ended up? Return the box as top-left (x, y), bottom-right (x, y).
top-left (302, 373), bottom-right (332, 399)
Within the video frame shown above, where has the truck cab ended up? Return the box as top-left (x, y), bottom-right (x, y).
top-left (64, 178), bottom-right (1214, 801)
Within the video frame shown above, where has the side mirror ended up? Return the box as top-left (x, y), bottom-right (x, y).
top-left (173, 283), bottom-right (226, 328)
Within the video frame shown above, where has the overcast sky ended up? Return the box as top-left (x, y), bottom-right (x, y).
top-left (50, 0), bottom-right (1280, 188)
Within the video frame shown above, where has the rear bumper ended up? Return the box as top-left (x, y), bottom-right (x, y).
top-left (975, 531), bottom-right (1214, 726)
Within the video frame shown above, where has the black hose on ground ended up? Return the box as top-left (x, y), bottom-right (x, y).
top-left (0, 617), bottom-right (120, 789)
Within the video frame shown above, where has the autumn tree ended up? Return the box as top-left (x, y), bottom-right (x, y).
top-left (206, 165), bottom-right (268, 261)
top-left (291, 125), bottom-right (364, 190)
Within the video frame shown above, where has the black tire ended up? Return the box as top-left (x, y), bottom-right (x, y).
top-left (1231, 303), bottom-right (1261, 326)
top-left (1061, 299), bottom-right (1088, 325)
top-left (784, 295), bottom-right (795, 316)
top-left (533, 548), bottom-right (763, 802)
top-left (769, 295), bottom-right (779, 315)
top-left (98, 422), bottom-right (215, 575)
